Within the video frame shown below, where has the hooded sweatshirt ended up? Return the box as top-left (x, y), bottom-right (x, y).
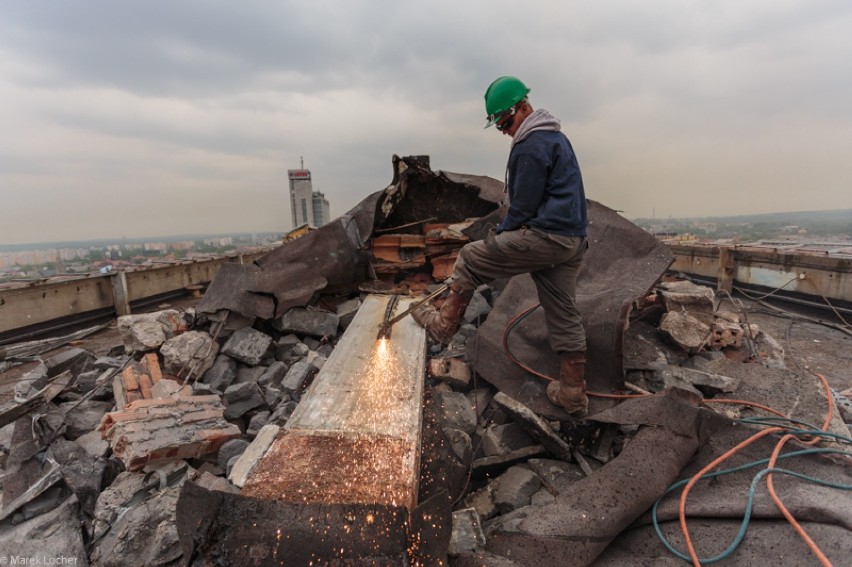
top-left (497, 108), bottom-right (588, 237)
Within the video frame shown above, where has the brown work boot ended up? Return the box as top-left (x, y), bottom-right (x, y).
top-left (411, 285), bottom-right (474, 344)
top-left (546, 352), bottom-right (589, 417)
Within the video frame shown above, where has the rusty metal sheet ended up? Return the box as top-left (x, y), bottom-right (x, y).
top-left (471, 200), bottom-right (674, 420)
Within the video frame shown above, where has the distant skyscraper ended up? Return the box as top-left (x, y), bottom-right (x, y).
top-left (288, 163), bottom-right (331, 228)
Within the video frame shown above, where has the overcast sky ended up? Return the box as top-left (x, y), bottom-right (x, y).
top-left (1, 1), bottom-right (850, 245)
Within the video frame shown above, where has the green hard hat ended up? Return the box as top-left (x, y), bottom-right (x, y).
top-left (484, 76), bottom-right (531, 128)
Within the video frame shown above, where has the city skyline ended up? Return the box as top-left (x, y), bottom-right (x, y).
top-left (2, 2), bottom-right (852, 245)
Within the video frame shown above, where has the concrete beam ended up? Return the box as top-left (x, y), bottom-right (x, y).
top-left (668, 243), bottom-right (852, 306)
top-left (0, 252), bottom-right (265, 337)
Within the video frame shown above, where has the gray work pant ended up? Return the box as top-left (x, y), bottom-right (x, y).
top-left (451, 228), bottom-right (588, 354)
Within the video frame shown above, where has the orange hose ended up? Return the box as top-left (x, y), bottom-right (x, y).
top-left (678, 426), bottom-right (783, 566)
top-left (502, 308), bottom-right (838, 564)
top-left (763, 373), bottom-right (834, 567)
top-left (678, 373), bottom-right (836, 566)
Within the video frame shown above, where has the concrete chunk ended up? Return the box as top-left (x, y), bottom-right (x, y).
top-left (429, 357), bottom-right (472, 388)
top-left (258, 361), bottom-right (288, 387)
top-left (117, 309), bottom-right (186, 353)
top-left (280, 360), bottom-right (313, 396)
top-left (221, 327), bottom-right (273, 366)
top-left (218, 438), bottom-right (251, 470)
top-left (274, 334), bottom-right (309, 364)
top-left (660, 366), bottom-right (740, 395)
top-left (463, 484), bottom-right (498, 521)
top-left (58, 399), bottom-right (114, 440)
top-left (336, 297), bottom-right (361, 330)
top-left (0, 496), bottom-right (88, 565)
top-left (658, 280), bottom-right (715, 325)
top-left (200, 354), bottom-right (238, 392)
top-left (161, 330), bottom-right (219, 378)
top-left (90, 469), bottom-right (185, 566)
top-left (659, 311), bottom-right (712, 353)
top-left (449, 508), bottom-right (486, 556)
top-left (493, 392), bottom-right (573, 461)
top-left (493, 465), bottom-right (542, 513)
top-left (223, 382), bottom-right (268, 420)
top-left (435, 390), bottom-right (477, 436)
top-left (273, 307), bottom-right (340, 338)
top-left (50, 437), bottom-right (117, 516)
top-left (482, 423), bottom-right (537, 457)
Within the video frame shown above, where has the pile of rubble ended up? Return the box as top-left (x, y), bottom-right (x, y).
top-left (0, 299), bottom-right (359, 565)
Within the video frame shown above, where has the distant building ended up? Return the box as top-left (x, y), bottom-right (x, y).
top-left (288, 167), bottom-right (330, 228)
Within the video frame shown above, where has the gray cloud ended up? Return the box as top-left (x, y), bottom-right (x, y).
top-left (1, 1), bottom-right (851, 245)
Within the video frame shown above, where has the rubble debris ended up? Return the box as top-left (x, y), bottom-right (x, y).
top-left (428, 356), bottom-right (472, 388)
top-left (0, 496), bottom-right (89, 565)
top-left (472, 445), bottom-right (547, 477)
top-left (57, 399), bottom-right (114, 440)
top-left (434, 390), bottom-right (478, 435)
top-left (657, 366), bottom-right (740, 395)
top-left (272, 307), bottom-right (340, 338)
top-left (198, 354), bottom-right (237, 392)
top-left (481, 422), bottom-right (537, 457)
top-left (493, 465), bottom-right (542, 513)
top-left (93, 355), bottom-right (129, 370)
top-left (659, 310), bottom-right (712, 352)
top-left (160, 330), bottom-right (219, 379)
top-left (44, 347), bottom-right (95, 378)
top-left (98, 395), bottom-right (240, 471)
top-left (279, 359), bottom-right (313, 396)
top-left (449, 508), bottom-right (487, 556)
top-left (444, 427), bottom-right (473, 463)
top-left (335, 297), bottom-right (361, 330)
top-left (151, 378), bottom-right (193, 400)
top-left (222, 382), bottom-right (267, 419)
top-left (49, 437), bottom-right (118, 516)
top-left (275, 334), bottom-right (309, 363)
top-left (257, 360), bottom-right (287, 387)
top-left (217, 438), bottom-right (250, 470)
top-left (113, 352), bottom-right (162, 410)
top-left (463, 290), bottom-right (491, 324)
top-left (0, 457), bottom-right (63, 522)
top-left (117, 309), bottom-right (186, 353)
top-left (482, 391), bottom-right (703, 565)
top-left (0, 370), bottom-right (73, 429)
top-left (75, 429), bottom-right (110, 458)
top-left (463, 484), bottom-right (499, 522)
top-left (90, 466), bottom-right (187, 567)
top-left (492, 392), bottom-right (573, 462)
top-left (219, 326), bottom-right (272, 366)
top-left (657, 279), bottom-right (716, 325)
top-left (246, 411), bottom-right (271, 437)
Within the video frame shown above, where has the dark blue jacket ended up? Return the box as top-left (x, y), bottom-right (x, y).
top-left (497, 130), bottom-right (588, 237)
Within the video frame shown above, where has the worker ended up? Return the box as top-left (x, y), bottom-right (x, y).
top-left (412, 76), bottom-right (590, 416)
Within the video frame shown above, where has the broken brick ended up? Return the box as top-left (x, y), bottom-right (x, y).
top-left (113, 352), bottom-right (163, 410)
top-left (98, 395), bottom-right (240, 471)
